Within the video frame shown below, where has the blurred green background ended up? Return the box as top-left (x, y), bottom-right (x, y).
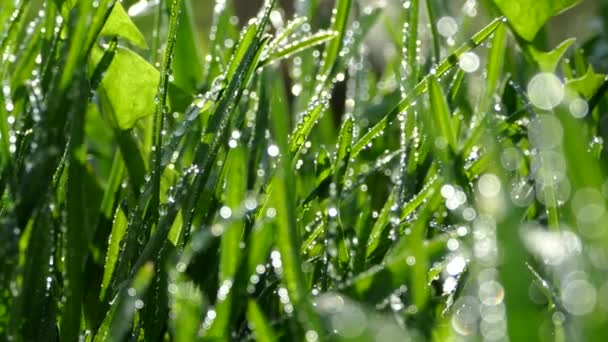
top-left (124, 0), bottom-right (608, 72)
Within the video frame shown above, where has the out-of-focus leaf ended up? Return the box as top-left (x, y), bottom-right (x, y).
top-left (171, 0), bottom-right (204, 92)
top-left (527, 38), bottom-right (575, 72)
top-left (99, 3), bottom-right (148, 49)
top-left (493, 0), bottom-right (581, 41)
top-left (566, 66), bottom-right (608, 99)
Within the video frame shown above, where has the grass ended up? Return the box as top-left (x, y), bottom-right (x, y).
top-left (1, 0), bottom-right (608, 341)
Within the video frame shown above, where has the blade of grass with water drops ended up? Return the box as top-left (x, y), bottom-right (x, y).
top-left (259, 30), bottom-right (337, 67)
top-left (365, 190), bottom-right (396, 259)
top-left (288, 0), bottom-right (352, 153)
top-left (62, 73), bottom-right (90, 342)
top-left (99, 207), bottom-right (128, 301)
top-left (207, 146), bottom-right (247, 338)
top-left (352, 17), bottom-right (504, 158)
top-left (202, 0), bottom-right (237, 88)
top-left (266, 68), bottom-right (324, 336)
top-left (93, 262), bottom-right (155, 342)
top-left (129, 0), bottom-right (275, 277)
top-left (425, 0), bottom-right (441, 65)
top-left (462, 22), bottom-right (507, 157)
top-left (150, 0), bottom-right (183, 227)
top-left (265, 16), bottom-right (307, 53)
top-left (58, 5), bottom-right (119, 340)
top-left (319, 0), bottom-right (352, 78)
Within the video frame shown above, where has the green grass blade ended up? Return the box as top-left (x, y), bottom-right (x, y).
top-left (94, 262), bottom-right (155, 342)
top-left (100, 207), bottom-right (128, 301)
top-left (260, 30), bottom-right (337, 67)
top-left (247, 300), bottom-right (278, 342)
top-left (150, 0), bottom-right (183, 224)
top-left (428, 75), bottom-right (457, 154)
top-left (365, 190), bottom-right (396, 258)
top-left (319, 0), bottom-right (352, 78)
top-left (266, 68), bottom-right (324, 336)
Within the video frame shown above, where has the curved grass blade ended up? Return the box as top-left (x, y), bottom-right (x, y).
top-left (365, 190), bottom-right (396, 258)
top-left (265, 16), bottom-right (307, 53)
top-left (259, 30), bottom-right (337, 67)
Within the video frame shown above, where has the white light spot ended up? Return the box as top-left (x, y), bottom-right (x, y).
top-left (562, 279), bottom-right (597, 315)
top-left (328, 207), bottom-right (338, 218)
top-left (305, 330), bottom-right (319, 342)
top-left (458, 52), bottom-right (480, 73)
top-left (478, 174), bottom-right (501, 198)
top-left (267, 144), bottom-right (280, 157)
top-left (437, 16), bottom-right (458, 37)
top-left (219, 206), bottom-right (232, 219)
top-left (446, 256), bottom-right (466, 276)
top-left (569, 98), bottom-right (589, 118)
top-left (571, 188), bottom-right (605, 224)
top-left (527, 73), bottom-right (564, 110)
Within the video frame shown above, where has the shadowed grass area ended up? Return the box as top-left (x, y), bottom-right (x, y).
top-left (1, 0), bottom-right (608, 341)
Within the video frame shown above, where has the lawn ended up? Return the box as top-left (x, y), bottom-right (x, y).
top-left (1, 0), bottom-right (608, 341)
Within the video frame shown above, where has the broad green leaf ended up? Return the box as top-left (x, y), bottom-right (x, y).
top-left (493, 0), bottom-right (581, 41)
top-left (527, 38), bottom-right (575, 72)
top-left (566, 66), bottom-right (608, 99)
top-left (99, 3), bottom-right (148, 49)
top-left (91, 46), bottom-right (158, 130)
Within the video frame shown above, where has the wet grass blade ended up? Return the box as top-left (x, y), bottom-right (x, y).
top-left (260, 30), bottom-right (337, 67)
top-left (150, 0), bottom-right (183, 223)
top-left (266, 68), bottom-right (324, 336)
top-left (351, 17), bottom-right (504, 158)
top-left (319, 0), bottom-right (352, 78)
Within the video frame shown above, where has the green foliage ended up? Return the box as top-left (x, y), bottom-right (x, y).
top-left (1, 0), bottom-right (608, 341)
top-left (493, 0), bottom-right (582, 41)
